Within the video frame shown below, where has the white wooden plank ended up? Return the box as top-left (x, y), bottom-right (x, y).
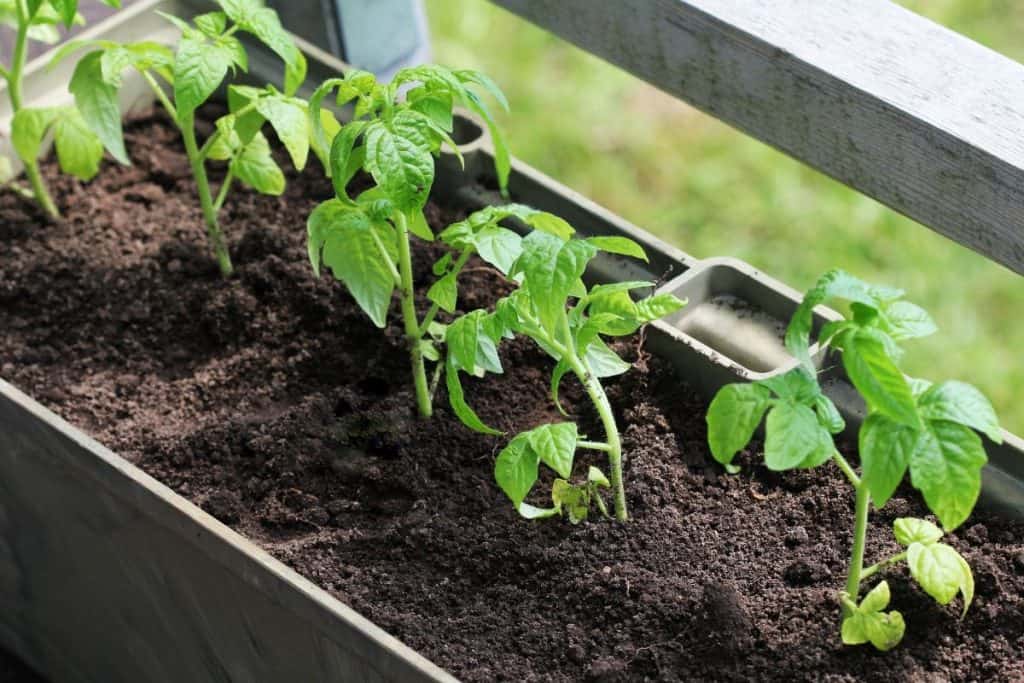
top-left (491, 0), bottom-right (1024, 274)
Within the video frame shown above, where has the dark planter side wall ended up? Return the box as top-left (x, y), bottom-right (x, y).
top-left (0, 381), bottom-right (455, 683)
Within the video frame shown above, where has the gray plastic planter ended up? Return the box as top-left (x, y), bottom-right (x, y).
top-left (0, 2), bottom-right (1022, 682)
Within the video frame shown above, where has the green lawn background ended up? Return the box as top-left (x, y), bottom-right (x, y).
top-left (426, 0), bottom-right (1024, 433)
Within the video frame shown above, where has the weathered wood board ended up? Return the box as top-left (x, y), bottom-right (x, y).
top-left (492, 0), bottom-right (1024, 275)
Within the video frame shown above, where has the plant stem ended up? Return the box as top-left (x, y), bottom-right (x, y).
top-left (394, 210), bottom-right (432, 417)
top-left (7, 0), bottom-right (59, 219)
top-left (142, 71), bottom-right (177, 121)
top-left (860, 551), bottom-right (907, 582)
top-left (843, 483), bottom-right (871, 615)
top-left (567, 352), bottom-right (626, 521)
top-left (179, 113), bottom-right (233, 277)
top-left (578, 440), bottom-right (612, 453)
top-left (213, 169), bottom-right (234, 213)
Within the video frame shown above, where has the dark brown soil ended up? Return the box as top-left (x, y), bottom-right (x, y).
top-left (2, 109), bottom-right (1024, 682)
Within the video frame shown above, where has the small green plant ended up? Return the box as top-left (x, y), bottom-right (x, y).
top-left (53, 0), bottom-right (307, 276)
top-left (2, 0), bottom-right (118, 218)
top-left (706, 269), bottom-right (999, 650)
top-left (446, 226), bottom-right (685, 521)
top-left (306, 65), bottom-right (511, 418)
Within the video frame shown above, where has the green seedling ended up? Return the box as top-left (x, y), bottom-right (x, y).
top-left (445, 226), bottom-right (685, 521)
top-left (706, 269), bottom-right (999, 650)
top-left (52, 0), bottom-right (308, 276)
top-left (2, 0), bottom-right (118, 218)
top-left (306, 65), bottom-right (511, 418)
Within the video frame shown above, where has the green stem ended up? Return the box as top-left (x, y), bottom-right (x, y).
top-left (554, 312), bottom-right (626, 520)
top-left (843, 483), bottom-right (871, 616)
top-left (142, 71), bottom-right (177, 121)
top-left (180, 113), bottom-right (233, 277)
top-left (7, 0), bottom-right (59, 219)
top-left (578, 440), bottom-right (612, 453)
top-left (213, 169), bottom-right (234, 213)
top-left (833, 451), bottom-right (861, 487)
top-left (860, 551), bottom-right (908, 582)
top-left (395, 210), bottom-right (432, 417)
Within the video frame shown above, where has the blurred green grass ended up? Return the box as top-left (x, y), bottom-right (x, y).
top-left (426, 0), bottom-right (1024, 433)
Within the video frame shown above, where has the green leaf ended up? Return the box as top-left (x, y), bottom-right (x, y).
top-left (551, 478), bottom-right (590, 524)
top-left (859, 413), bottom-right (916, 507)
top-left (550, 359), bottom-right (571, 417)
top-left (173, 33), bottom-right (235, 118)
top-left (588, 466), bottom-right (610, 487)
top-left (455, 69), bottom-right (509, 111)
top-left (230, 132), bottom-right (284, 195)
top-left (842, 330), bottom-right (918, 427)
top-left (516, 232), bottom-right (597, 335)
top-left (194, 10), bottom-right (226, 36)
top-left (408, 210), bottom-right (433, 241)
top-left (98, 42), bottom-right (174, 87)
top-left (410, 92), bottom-right (454, 131)
top-left (764, 401), bottom-right (834, 471)
top-left (814, 394), bottom-right (845, 433)
top-left (786, 269), bottom-right (901, 368)
top-left (363, 114), bottom-right (435, 212)
top-left (70, 51), bottom-right (128, 164)
top-left (523, 211), bottom-right (574, 240)
top-left (587, 281), bottom-right (655, 300)
top-left (427, 272), bottom-right (458, 314)
top-left (882, 300), bottom-right (937, 341)
top-left (759, 367), bottom-right (820, 403)
top-left (841, 581), bottom-right (906, 651)
top-left (518, 503), bottom-right (559, 519)
top-left (586, 235), bottom-right (648, 261)
top-left (11, 107), bottom-right (59, 163)
top-left (222, 1), bottom-right (303, 92)
top-left (255, 95), bottom-right (308, 169)
top-left (307, 200), bottom-right (394, 327)
top-left (445, 356), bottom-right (501, 435)
top-left (461, 88), bottom-right (510, 195)
top-left (917, 380), bottom-right (1002, 443)
top-left (48, 0), bottom-right (78, 27)
top-left (909, 420), bottom-right (987, 531)
top-left (446, 312), bottom-right (481, 373)
top-left (474, 226), bottom-right (522, 275)
top-left (634, 293), bottom-right (686, 322)
top-left (907, 542), bottom-right (974, 615)
top-left (284, 50), bottom-right (307, 96)
top-left (706, 383), bottom-right (772, 466)
top-left (527, 422), bottom-right (578, 479)
top-left (53, 107), bottom-right (103, 180)
top-left (328, 120), bottom-right (367, 197)
top-left (584, 338), bottom-right (631, 378)
top-left (893, 517), bottom-right (943, 546)
top-left (495, 435), bottom-right (538, 507)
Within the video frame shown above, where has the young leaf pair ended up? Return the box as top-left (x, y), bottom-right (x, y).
top-left (53, 0), bottom-right (307, 276)
top-left (2, 0), bottom-right (120, 218)
top-left (444, 226), bottom-right (685, 522)
top-left (706, 269), bottom-right (998, 650)
top-left (306, 65), bottom-right (511, 418)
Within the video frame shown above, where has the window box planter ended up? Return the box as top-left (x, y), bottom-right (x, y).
top-left (1, 2), bottom-right (1022, 680)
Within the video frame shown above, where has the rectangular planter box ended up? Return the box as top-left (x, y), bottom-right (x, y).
top-left (1, 2), bottom-right (1022, 681)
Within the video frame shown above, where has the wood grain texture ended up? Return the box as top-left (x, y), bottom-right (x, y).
top-left (491, 0), bottom-right (1024, 274)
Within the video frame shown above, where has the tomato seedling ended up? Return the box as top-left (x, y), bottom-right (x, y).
top-left (706, 269), bottom-right (999, 650)
top-left (1, 0), bottom-right (118, 218)
top-left (52, 0), bottom-right (307, 276)
top-left (445, 225), bottom-right (685, 521)
top-left (306, 65), bottom-right (511, 418)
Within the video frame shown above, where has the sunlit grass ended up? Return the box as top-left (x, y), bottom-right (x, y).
top-left (426, 0), bottom-right (1024, 432)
